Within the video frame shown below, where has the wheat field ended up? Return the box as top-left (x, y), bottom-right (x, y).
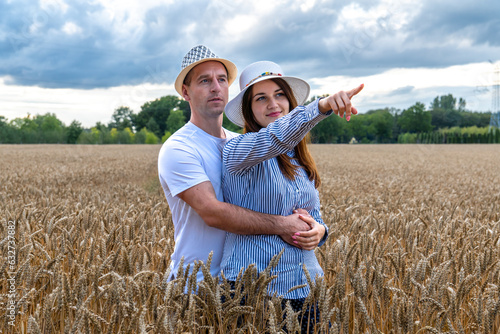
top-left (1, 144), bottom-right (499, 333)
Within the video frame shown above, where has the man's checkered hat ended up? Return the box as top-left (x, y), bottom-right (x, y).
top-left (175, 45), bottom-right (237, 96)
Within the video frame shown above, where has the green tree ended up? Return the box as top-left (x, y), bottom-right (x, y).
top-left (91, 127), bottom-right (102, 144)
top-left (162, 131), bottom-right (172, 143)
top-left (37, 113), bottom-right (62, 131)
top-left (94, 122), bottom-right (107, 132)
top-left (66, 120), bottom-right (83, 144)
top-left (179, 99), bottom-right (191, 121)
top-left (118, 127), bottom-right (134, 144)
top-left (460, 111), bottom-right (491, 127)
top-left (35, 113), bottom-right (66, 143)
top-left (365, 109), bottom-right (394, 143)
top-left (398, 132), bottom-right (418, 143)
top-left (77, 127), bottom-right (102, 144)
top-left (109, 128), bottom-right (119, 144)
top-left (310, 115), bottom-right (344, 143)
top-left (0, 116), bottom-right (18, 143)
top-left (431, 94), bottom-right (457, 111)
top-left (145, 129), bottom-right (159, 144)
top-left (458, 97), bottom-right (466, 111)
top-left (92, 122), bottom-right (113, 143)
top-left (305, 94), bottom-right (347, 143)
top-left (345, 115), bottom-right (368, 143)
top-left (398, 102), bottom-right (432, 133)
top-left (430, 94), bottom-right (465, 129)
top-left (134, 96), bottom-right (184, 138)
top-left (145, 117), bottom-right (160, 135)
top-left (135, 127), bottom-right (159, 144)
top-left (430, 109), bottom-right (461, 128)
top-left (109, 106), bottom-right (134, 131)
top-left (11, 115), bottom-right (39, 143)
top-left (166, 109), bottom-right (186, 134)
top-left (390, 108), bottom-right (403, 141)
top-left (134, 128), bottom-right (147, 144)
top-left (76, 131), bottom-right (92, 144)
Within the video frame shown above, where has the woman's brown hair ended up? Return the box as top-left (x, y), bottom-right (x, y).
top-left (241, 78), bottom-right (321, 188)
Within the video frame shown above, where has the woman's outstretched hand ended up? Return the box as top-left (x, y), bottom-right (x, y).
top-left (291, 209), bottom-right (326, 250)
top-left (318, 83), bottom-right (364, 121)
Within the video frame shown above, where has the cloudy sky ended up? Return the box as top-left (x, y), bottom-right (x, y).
top-left (1, 0), bottom-right (499, 127)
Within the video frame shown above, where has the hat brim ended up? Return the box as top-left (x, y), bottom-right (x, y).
top-left (225, 75), bottom-right (310, 128)
top-left (175, 58), bottom-right (237, 96)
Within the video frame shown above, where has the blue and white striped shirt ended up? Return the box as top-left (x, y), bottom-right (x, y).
top-left (220, 99), bottom-right (330, 299)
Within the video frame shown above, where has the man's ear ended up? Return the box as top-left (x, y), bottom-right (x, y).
top-left (182, 85), bottom-right (191, 102)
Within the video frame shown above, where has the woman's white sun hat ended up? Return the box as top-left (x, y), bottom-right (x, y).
top-left (175, 45), bottom-right (237, 96)
top-left (225, 61), bottom-right (310, 128)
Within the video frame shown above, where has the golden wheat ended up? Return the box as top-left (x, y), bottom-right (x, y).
top-left (1, 144), bottom-right (499, 333)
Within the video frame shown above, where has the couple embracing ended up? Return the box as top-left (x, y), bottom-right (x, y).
top-left (158, 45), bottom-right (363, 332)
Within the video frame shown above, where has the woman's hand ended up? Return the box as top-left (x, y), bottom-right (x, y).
top-left (318, 83), bottom-right (364, 121)
top-left (291, 209), bottom-right (326, 251)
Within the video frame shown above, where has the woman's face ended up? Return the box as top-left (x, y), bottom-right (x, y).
top-left (250, 79), bottom-right (290, 128)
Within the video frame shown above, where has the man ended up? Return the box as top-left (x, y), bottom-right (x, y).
top-left (158, 45), bottom-right (316, 282)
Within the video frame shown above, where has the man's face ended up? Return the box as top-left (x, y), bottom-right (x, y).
top-left (182, 61), bottom-right (229, 120)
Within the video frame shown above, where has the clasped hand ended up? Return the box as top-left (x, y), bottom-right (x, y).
top-left (290, 209), bottom-right (326, 251)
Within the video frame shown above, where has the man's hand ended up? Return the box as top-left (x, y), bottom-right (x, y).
top-left (318, 84), bottom-right (364, 121)
top-left (288, 208), bottom-right (326, 250)
top-left (178, 182), bottom-right (315, 239)
top-left (293, 215), bottom-right (326, 250)
top-left (278, 212), bottom-right (311, 247)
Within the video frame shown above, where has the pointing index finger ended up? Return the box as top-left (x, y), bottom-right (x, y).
top-left (347, 83), bottom-right (364, 99)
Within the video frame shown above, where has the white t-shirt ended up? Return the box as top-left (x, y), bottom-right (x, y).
top-left (158, 121), bottom-right (239, 282)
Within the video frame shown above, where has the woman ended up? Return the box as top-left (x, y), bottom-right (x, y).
top-left (220, 61), bottom-right (363, 332)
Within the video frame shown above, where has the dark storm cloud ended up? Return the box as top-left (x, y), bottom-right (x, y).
top-left (0, 0), bottom-right (181, 88)
top-left (391, 86), bottom-right (415, 95)
top-left (247, 0), bottom-right (500, 81)
top-left (409, 0), bottom-right (500, 47)
top-left (221, 0), bottom-right (499, 82)
top-left (0, 0), bottom-right (498, 89)
top-left (0, 0), bottom-right (237, 88)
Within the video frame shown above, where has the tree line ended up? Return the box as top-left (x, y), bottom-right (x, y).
top-left (0, 93), bottom-right (498, 144)
top-left (308, 95), bottom-right (497, 144)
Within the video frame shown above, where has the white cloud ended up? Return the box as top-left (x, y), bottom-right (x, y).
top-left (0, 77), bottom-right (176, 127)
top-left (97, 0), bottom-right (174, 23)
top-left (223, 15), bottom-right (259, 40)
top-left (40, 0), bottom-right (69, 14)
top-left (62, 22), bottom-right (82, 35)
top-left (310, 62), bottom-right (498, 111)
top-left (300, 0), bottom-right (316, 12)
